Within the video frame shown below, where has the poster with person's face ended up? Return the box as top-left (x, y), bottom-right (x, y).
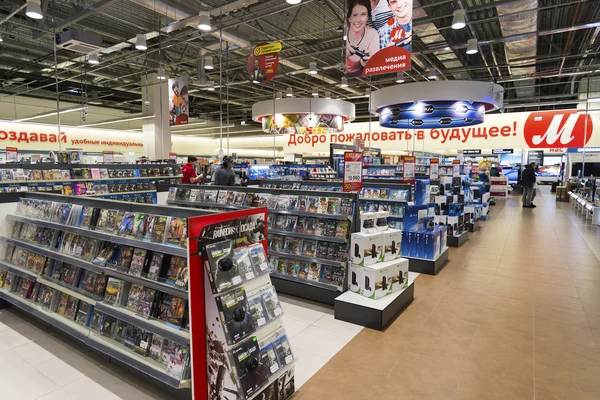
top-left (247, 42), bottom-right (281, 84)
top-left (168, 75), bottom-right (189, 126)
top-left (345, 0), bottom-right (412, 77)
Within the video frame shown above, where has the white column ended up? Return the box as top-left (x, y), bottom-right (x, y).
top-left (142, 73), bottom-right (171, 159)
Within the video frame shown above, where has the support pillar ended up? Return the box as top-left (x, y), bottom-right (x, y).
top-left (142, 73), bottom-right (171, 160)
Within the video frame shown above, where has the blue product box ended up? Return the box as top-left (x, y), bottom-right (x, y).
top-left (402, 231), bottom-right (415, 258)
top-left (414, 179), bottom-right (431, 206)
top-left (415, 230), bottom-right (423, 259)
top-left (403, 204), bottom-right (429, 231)
top-left (422, 230), bottom-right (441, 260)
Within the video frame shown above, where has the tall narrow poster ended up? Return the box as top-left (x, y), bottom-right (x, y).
top-left (343, 151), bottom-right (363, 192)
top-left (452, 159), bottom-right (461, 177)
top-left (429, 158), bottom-right (439, 180)
top-left (247, 42), bottom-right (281, 84)
top-left (345, 0), bottom-right (412, 77)
top-left (169, 75), bottom-right (189, 126)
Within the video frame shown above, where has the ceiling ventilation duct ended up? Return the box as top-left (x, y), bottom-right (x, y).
top-left (496, 1), bottom-right (538, 98)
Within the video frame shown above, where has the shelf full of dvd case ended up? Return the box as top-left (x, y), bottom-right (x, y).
top-left (255, 179), bottom-right (412, 229)
top-left (0, 163), bottom-right (180, 201)
top-left (0, 192), bottom-right (213, 390)
top-left (167, 184), bottom-right (360, 305)
top-left (192, 207), bottom-right (296, 400)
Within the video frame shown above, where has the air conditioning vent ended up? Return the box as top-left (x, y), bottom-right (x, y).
top-left (57, 29), bottom-right (106, 54)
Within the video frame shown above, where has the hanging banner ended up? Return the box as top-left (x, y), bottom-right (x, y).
top-left (452, 159), bottom-right (461, 177)
top-left (343, 151), bottom-right (363, 192)
top-left (345, 0), bottom-right (411, 77)
top-left (248, 42), bottom-right (281, 84)
top-left (6, 147), bottom-right (17, 162)
top-left (169, 75), bottom-right (189, 126)
top-left (102, 151), bottom-right (114, 163)
top-left (429, 158), bottom-right (439, 180)
top-left (402, 155), bottom-right (416, 183)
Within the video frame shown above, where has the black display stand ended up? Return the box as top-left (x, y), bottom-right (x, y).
top-left (405, 247), bottom-right (449, 275)
top-left (447, 231), bottom-right (468, 247)
top-left (334, 282), bottom-right (414, 331)
top-left (271, 274), bottom-right (339, 305)
top-left (466, 222), bottom-right (477, 232)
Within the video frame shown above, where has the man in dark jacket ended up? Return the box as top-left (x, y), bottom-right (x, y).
top-left (214, 156), bottom-right (236, 186)
top-left (521, 162), bottom-right (537, 208)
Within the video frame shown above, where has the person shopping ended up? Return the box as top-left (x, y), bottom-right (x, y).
top-left (181, 156), bottom-right (202, 184)
top-left (215, 156), bottom-right (237, 186)
top-left (521, 162), bottom-right (537, 208)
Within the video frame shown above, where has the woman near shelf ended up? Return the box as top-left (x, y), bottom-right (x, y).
top-left (345, 0), bottom-right (380, 78)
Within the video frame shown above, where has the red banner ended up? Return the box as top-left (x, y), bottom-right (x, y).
top-left (247, 42), bottom-right (280, 84)
top-left (524, 110), bottom-right (592, 149)
top-left (343, 151), bottom-right (363, 192)
top-left (402, 155), bottom-right (416, 183)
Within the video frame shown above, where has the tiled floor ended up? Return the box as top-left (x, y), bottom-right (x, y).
top-left (295, 187), bottom-right (600, 400)
top-left (4, 186), bottom-right (600, 400)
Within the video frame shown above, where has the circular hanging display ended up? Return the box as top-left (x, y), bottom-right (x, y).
top-left (252, 98), bottom-right (355, 134)
top-left (371, 81), bottom-right (504, 130)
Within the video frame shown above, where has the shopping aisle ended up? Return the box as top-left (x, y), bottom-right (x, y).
top-left (296, 187), bottom-right (600, 400)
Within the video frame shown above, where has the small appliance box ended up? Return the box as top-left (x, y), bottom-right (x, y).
top-left (361, 262), bottom-right (395, 299)
top-left (348, 264), bottom-right (362, 293)
top-left (391, 259), bottom-right (410, 292)
top-left (382, 228), bottom-right (402, 261)
top-left (414, 179), bottom-right (431, 206)
top-left (403, 205), bottom-right (428, 231)
top-left (351, 231), bottom-right (383, 266)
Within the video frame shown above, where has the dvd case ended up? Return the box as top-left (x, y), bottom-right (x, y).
top-left (216, 288), bottom-right (256, 345)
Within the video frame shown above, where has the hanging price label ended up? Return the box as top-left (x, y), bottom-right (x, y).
top-left (429, 158), bottom-right (439, 180)
top-left (402, 156), bottom-right (416, 183)
top-left (6, 147), bottom-right (17, 162)
top-left (452, 159), bottom-right (461, 177)
top-left (343, 151), bottom-right (363, 192)
top-left (102, 151), bottom-right (114, 163)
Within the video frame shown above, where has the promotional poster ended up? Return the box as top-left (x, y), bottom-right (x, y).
top-left (262, 113), bottom-right (344, 135)
top-left (248, 42), bottom-right (281, 84)
top-left (168, 75), bottom-right (189, 126)
top-left (345, 0), bottom-right (412, 77)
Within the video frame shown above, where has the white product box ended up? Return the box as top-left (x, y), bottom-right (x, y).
top-left (391, 258), bottom-right (409, 292)
top-left (434, 215), bottom-right (447, 225)
top-left (348, 264), bottom-right (362, 293)
top-left (351, 231), bottom-right (383, 266)
top-left (361, 262), bottom-right (395, 299)
top-left (382, 228), bottom-right (402, 262)
top-left (360, 212), bottom-right (378, 233)
top-left (375, 211), bottom-right (390, 231)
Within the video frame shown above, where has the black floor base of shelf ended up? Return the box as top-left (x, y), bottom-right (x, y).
top-left (334, 283), bottom-right (414, 331)
top-left (467, 223), bottom-right (478, 232)
top-left (271, 275), bottom-right (339, 305)
top-left (405, 247), bottom-right (449, 275)
top-left (0, 298), bottom-right (8, 309)
top-left (447, 231), bottom-right (468, 247)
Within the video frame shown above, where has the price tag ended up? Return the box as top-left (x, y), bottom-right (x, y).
top-left (285, 355), bottom-right (293, 364)
top-left (452, 160), bottom-right (461, 177)
top-left (245, 271), bottom-right (255, 280)
top-left (402, 156), bottom-right (416, 183)
top-left (430, 158), bottom-right (439, 180)
top-left (343, 151), bottom-right (363, 192)
top-left (231, 276), bottom-right (242, 285)
top-left (274, 306), bottom-right (282, 317)
top-left (140, 340), bottom-right (148, 349)
top-left (270, 364), bottom-right (279, 374)
top-left (257, 317), bottom-right (266, 327)
top-left (6, 147), bottom-right (18, 162)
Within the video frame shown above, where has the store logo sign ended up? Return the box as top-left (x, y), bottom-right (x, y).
top-left (524, 111), bottom-right (593, 148)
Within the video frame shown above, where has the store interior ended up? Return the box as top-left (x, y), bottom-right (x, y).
top-left (1, 0), bottom-right (600, 400)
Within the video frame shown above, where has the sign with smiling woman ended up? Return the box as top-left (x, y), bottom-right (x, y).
top-left (345, 0), bottom-right (412, 77)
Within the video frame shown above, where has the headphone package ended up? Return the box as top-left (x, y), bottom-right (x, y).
top-left (204, 239), bottom-right (242, 293)
top-left (215, 287), bottom-right (256, 345)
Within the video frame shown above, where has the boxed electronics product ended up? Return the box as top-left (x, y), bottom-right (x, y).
top-left (401, 230), bottom-right (415, 258)
top-left (351, 231), bottom-right (383, 266)
top-left (382, 228), bottom-right (402, 261)
top-left (414, 230), bottom-right (424, 259)
top-left (375, 211), bottom-right (390, 231)
top-left (360, 212), bottom-right (378, 233)
top-left (435, 195), bottom-right (448, 214)
top-left (435, 225), bottom-right (448, 250)
top-left (361, 261), bottom-right (395, 299)
top-left (427, 204), bottom-right (436, 217)
top-left (348, 264), bottom-right (362, 293)
top-left (447, 215), bottom-right (459, 236)
top-left (391, 258), bottom-right (409, 292)
top-left (434, 215), bottom-right (447, 225)
top-left (402, 204), bottom-right (428, 231)
top-left (414, 179), bottom-right (431, 206)
top-left (422, 229), bottom-right (441, 260)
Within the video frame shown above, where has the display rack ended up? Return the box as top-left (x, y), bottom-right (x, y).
top-left (167, 184), bottom-right (360, 305)
top-left (0, 192), bottom-right (211, 392)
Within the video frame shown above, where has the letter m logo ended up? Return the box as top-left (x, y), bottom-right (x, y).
top-left (524, 110), bottom-right (593, 149)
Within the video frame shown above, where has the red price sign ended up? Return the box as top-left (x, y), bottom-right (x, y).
top-left (343, 151), bottom-right (363, 192)
top-left (429, 158), bottom-right (439, 180)
top-left (452, 159), bottom-right (461, 177)
top-left (402, 156), bottom-right (416, 183)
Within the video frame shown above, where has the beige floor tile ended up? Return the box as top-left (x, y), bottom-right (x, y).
top-left (388, 352), bottom-right (463, 395)
top-left (372, 380), bottom-right (455, 400)
top-left (419, 314), bottom-right (479, 344)
top-left (534, 291), bottom-right (584, 311)
top-left (535, 317), bottom-right (598, 348)
top-left (577, 287), bottom-right (600, 302)
top-left (408, 331), bottom-right (473, 363)
top-left (487, 283), bottom-right (535, 302)
top-left (533, 266), bottom-right (572, 276)
top-left (329, 336), bottom-right (402, 376)
top-left (534, 303), bottom-right (590, 326)
top-left (535, 336), bottom-right (600, 371)
top-left (453, 369), bottom-right (534, 400)
top-left (449, 280), bottom-right (493, 295)
top-left (460, 264), bottom-right (497, 276)
top-left (534, 282), bottom-right (580, 298)
top-left (570, 270), bottom-right (600, 282)
top-left (471, 323), bottom-right (534, 357)
top-left (484, 295), bottom-right (533, 316)
top-left (452, 271), bottom-right (496, 284)
top-left (479, 308), bottom-right (534, 335)
top-left (574, 278), bottom-right (600, 290)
